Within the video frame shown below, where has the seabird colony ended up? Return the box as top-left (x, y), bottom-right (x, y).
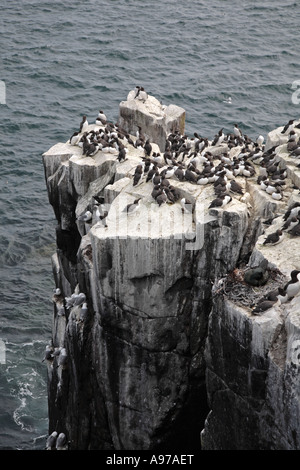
top-left (43, 90), bottom-right (300, 449)
top-left (67, 93), bottom-right (300, 312)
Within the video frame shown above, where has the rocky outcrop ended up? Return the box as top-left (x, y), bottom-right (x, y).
top-left (42, 94), bottom-right (300, 450)
top-left (119, 92), bottom-right (185, 151)
top-left (201, 127), bottom-right (300, 450)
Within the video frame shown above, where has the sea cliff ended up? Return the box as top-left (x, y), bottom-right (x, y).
top-left (42, 91), bottom-right (300, 450)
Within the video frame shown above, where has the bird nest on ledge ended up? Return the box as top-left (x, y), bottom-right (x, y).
top-left (213, 266), bottom-right (287, 309)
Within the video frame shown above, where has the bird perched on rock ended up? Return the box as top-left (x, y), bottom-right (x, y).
top-left (283, 203), bottom-right (300, 221)
top-left (283, 270), bottom-right (300, 299)
top-left (282, 216), bottom-right (299, 232)
top-left (184, 168), bottom-right (198, 184)
top-left (212, 128), bottom-right (225, 146)
top-left (77, 210), bottom-right (92, 223)
top-left (156, 190), bottom-right (168, 206)
top-left (133, 164), bottom-right (143, 186)
top-left (151, 185), bottom-right (162, 200)
top-left (56, 432), bottom-right (68, 451)
top-left (281, 119), bottom-right (294, 135)
top-left (229, 180), bottom-right (244, 195)
top-left (244, 260), bottom-right (269, 287)
top-left (263, 229), bottom-right (283, 245)
top-left (174, 166), bottom-right (185, 182)
top-left (234, 124), bottom-right (242, 138)
top-left (144, 139), bottom-right (152, 157)
top-left (209, 194), bottom-right (232, 209)
top-left (96, 110), bottom-right (107, 125)
top-left (290, 221), bottom-right (300, 237)
top-left (122, 198), bottom-right (142, 215)
top-left (65, 292), bottom-right (86, 309)
top-left (252, 298), bottom-right (279, 315)
top-left (69, 131), bottom-right (80, 146)
top-left (260, 287), bottom-right (287, 304)
top-left (57, 348), bottom-right (68, 368)
top-left (79, 302), bottom-right (88, 322)
top-left (168, 185), bottom-right (181, 202)
top-left (79, 115), bottom-right (89, 133)
top-left (180, 197), bottom-right (194, 214)
top-left (136, 86), bottom-right (148, 102)
top-left (42, 344), bottom-right (54, 363)
top-left (46, 431), bottom-right (58, 450)
top-left (256, 135), bottom-right (264, 147)
top-left (118, 146), bottom-right (128, 162)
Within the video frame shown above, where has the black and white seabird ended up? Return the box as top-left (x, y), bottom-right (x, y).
top-left (263, 229), bottom-right (283, 245)
top-left (137, 87), bottom-right (148, 102)
top-left (133, 165), bottom-right (143, 186)
top-left (156, 190), bottom-right (168, 206)
top-left (244, 260), bottom-right (269, 287)
top-left (118, 146), bottom-right (128, 162)
top-left (144, 139), bottom-right (152, 157)
top-left (283, 270), bottom-right (300, 298)
top-left (174, 166), bottom-right (185, 182)
top-left (151, 185), bottom-right (162, 200)
top-left (96, 110), bottom-right (107, 125)
top-left (46, 431), bottom-right (58, 450)
top-left (136, 125), bottom-right (145, 141)
top-left (69, 131), bottom-right (80, 146)
top-left (281, 119), bottom-right (294, 135)
top-left (229, 180), bottom-right (244, 195)
top-left (209, 194), bottom-right (232, 208)
top-left (134, 86), bottom-right (141, 98)
top-left (57, 348), bottom-right (68, 368)
top-left (211, 128), bottom-right (225, 147)
top-left (56, 433), bottom-right (68, 451)
top-left (42, 344), bottom-right (54, 362)
top-left (282, 216), bottom-right (299, 232)
top-left (283, 203), bottom-right (300, 221)
top-left (122, 198), bottom-right (142, 215)
top-left (184, 168), bottom-right (198, 184)
top-left (77, 210), bottom-right (92, 223)
top-left (233, 124), bottom-right (242, 138)
top-left (79, 115), bottom-right (89, 133)
top-left (256, 135), bottom-right (264, 147)
top-left (290, 222), bottom-right (300, 237)
top-left (79, 302), bottom-right (88, 322)
top-left (252, 299), bottom-right (279, 315)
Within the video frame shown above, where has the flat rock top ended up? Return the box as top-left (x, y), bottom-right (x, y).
top-left (123, 92), bottom-right (185, 120)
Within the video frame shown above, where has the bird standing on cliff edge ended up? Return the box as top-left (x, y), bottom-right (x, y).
top-left (122, 198), bottom-right (142, 215)
top-left (79, 115), bottom-right (89, 133)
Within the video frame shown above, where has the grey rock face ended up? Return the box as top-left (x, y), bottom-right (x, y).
top-left (43, 101), bottom-right (300, 450)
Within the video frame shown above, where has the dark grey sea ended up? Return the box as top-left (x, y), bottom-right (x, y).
top-left (0, 0), bottom-right (300, 450)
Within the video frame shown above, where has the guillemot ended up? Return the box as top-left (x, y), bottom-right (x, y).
top-left (263, 229), bottom-right (283, 245)
top-left (96, 110), bottom-right (107, 125)
top-left (122, 198), bottom-right (142, 215)
top-left (283, 270), bottom-right (300, 298)
top-left (281, 119), bottom-right (295, 135)
top-left (211, 128), bottom-right (225, 146)
top-left (79, 115), bottom-right (89, 133)
top-left (252, 298), bottom-right (279, 315)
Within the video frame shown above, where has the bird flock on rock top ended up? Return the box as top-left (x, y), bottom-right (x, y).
top-left (68, 88), bottom-right (300, 222)
top-left (66, 89), bottom-right (300, 315)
